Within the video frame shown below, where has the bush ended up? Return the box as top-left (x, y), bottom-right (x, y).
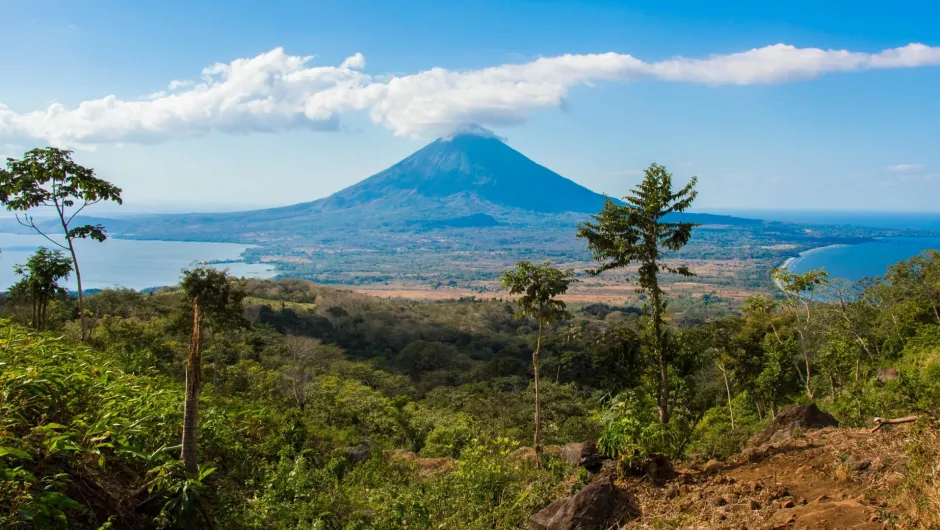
top-left (598, 390), bottom-right (678, 466)
top-left (687, 393), bottom-right (764, 461)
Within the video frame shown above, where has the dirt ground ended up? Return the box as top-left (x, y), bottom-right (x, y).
top-left (615, 423), bottom-right (934, 529)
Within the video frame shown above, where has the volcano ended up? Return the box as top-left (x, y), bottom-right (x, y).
top-left (310, 129), bottom-right (609, 215)
top-left (80, 127), bottom-right (758, 242)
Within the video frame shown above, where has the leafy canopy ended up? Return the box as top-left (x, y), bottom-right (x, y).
top-left (500, 261), bottom-right (576, 325)
top-left (12, 248), bottom-right (74, 301)
top-left (0, 147), bottom-right (123, 246)
top-left (180, 265), bottom-right (247, 331)
top-left (576, 163), bottom-right (698, 291)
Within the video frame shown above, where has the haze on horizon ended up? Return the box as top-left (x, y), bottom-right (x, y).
top-left (1, 0), bottom-right (939, 213)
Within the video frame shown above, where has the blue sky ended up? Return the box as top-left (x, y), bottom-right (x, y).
top-left (1, 0), bottom-right (939, 213)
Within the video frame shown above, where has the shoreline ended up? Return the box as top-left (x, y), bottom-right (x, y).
top-left (773, 243), bottom-right (848, 292)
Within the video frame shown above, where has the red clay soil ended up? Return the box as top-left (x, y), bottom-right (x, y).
top-left (614, 424), bottom-right (932, 529)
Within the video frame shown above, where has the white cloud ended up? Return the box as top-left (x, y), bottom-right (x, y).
top-left (2, 43), bottom-right (940, 148)
top-left (168, 80), bottom-right (195, 90)
top-left (887, 163), bottom-right (924, 172)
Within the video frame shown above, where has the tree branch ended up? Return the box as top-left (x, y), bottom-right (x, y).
top-left (66, 199), bottom-right (95, 226)
top-left (15, 213), bottom-right (69, 251)
top-left (870, 415), bottom-right (919, 432)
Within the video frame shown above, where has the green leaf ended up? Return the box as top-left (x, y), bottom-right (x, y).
top-left (0, 446), bottom-right (33, 461)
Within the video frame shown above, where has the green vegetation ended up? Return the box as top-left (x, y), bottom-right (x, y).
top-left (500, 260), bottom-right (576, 460)
top-left (578, 163), bottom-right (698, 423)
top-left (8, 248), bottom-right (73, 331)
top-left (0, 147), bottom-right (123, 340)
top-left (0, 153), bottom-right (937, 528)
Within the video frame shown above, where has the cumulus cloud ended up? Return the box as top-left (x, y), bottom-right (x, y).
top-left (887, 163), bottom-right (924, 172)
top-left (2, 43), bottom-right (939, 148)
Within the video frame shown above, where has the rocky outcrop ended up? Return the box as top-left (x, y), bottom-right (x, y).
top-left (560, 442), bottom-right (606, 472)
top-left (528, 477), bottom-right (615, 530)
top-left (750, 404), bottom-right (838, 446)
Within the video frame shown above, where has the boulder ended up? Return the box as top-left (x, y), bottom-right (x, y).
top-left (641, 454), bottom-right (675, 485)
top-left (344, 440), bottom-right (374, 464)
top-left (560, 442), bottom-right (606, 472)
top-left (750, 404), bottom-right (838, 447)
top-left (528, 477), bottom-right (615, 530)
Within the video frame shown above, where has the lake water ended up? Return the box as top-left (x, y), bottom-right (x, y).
top-left (788, 237), bottom-right (940, 281)
top-left (0, 233), bottom-right (275, 292)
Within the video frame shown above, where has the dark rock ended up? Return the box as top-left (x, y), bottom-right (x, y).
top-left (560, 442), bottom-right (606, 472)
top-left (643, 455), bottom-right (675, 485)
top-left (749, 404), bottom-right (838, 447)
top-left (750, 500), bottom-right (761, 510)
top-left (528, 477), bottom-right (615, 530)
top-left (344, 440), bottom-right (374, 464)
top-left (598, 459), bottom-right (619, 477)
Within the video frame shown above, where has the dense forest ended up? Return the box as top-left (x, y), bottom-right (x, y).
top-left (0, 151), bottom-right (938, 529)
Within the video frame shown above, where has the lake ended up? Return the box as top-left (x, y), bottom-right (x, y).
top-left (0, 233), bottom-right (275, 292)
top-left (788, 237), bottom-right (940, 281)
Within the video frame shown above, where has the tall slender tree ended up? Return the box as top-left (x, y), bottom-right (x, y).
top-left (577, 163), bottom-right (697, 424)
top-left (0, 148), bottom-right (122, 341)
top-left (501, 260), bottom-right (575, 461)
top-left (179, 266), bottom-right (246, 475)
top-left (771, 267), bottom-right (829, 399)
top-left (706, 318), bottom-right (743, 430)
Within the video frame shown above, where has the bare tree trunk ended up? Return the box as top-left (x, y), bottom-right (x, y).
top-left (181, 297), bottom-right (203, 476)
top-left (652, 289), bottom-right (670, 424)
top-left (804, 353), bottom-right (814, 399)
top-left (796, 329), bottom-right (814, 399)
top-left (65, 241), bottom-right (88, 342)
top-left (720, 365), bottom-right (734, 430)
top-left (533, 321), bottom-right (543, 467)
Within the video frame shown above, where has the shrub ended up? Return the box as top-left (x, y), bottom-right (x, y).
top-left (598, 390), bottom-right (677, 466)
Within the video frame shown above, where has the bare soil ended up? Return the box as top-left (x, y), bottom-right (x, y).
top-left (614, 424), bottom-right (930, 529)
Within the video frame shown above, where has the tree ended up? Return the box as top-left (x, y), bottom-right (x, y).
top-left (705, 318), bottom-right (743, 430)
top-left (500, 260), bottom-right (576, 460)
top-left (9, 248), bottom-right (73, 331)
top-left (179, 266), bottom-right (246, 475)
top-left (771, 267), bottom-right (829, 399)
top-left (282, 336), bottom-right (343, 410)
top-left (577, 163), bottom-right (698, 423)
top-left (0, 148), bottom-right (122, 341)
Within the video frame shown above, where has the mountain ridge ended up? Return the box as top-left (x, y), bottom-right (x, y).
top-left (14, 128), bottom-right (764, 243)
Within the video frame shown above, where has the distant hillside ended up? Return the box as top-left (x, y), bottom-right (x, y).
top-left (60, 127), bottom-right (761, 244)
